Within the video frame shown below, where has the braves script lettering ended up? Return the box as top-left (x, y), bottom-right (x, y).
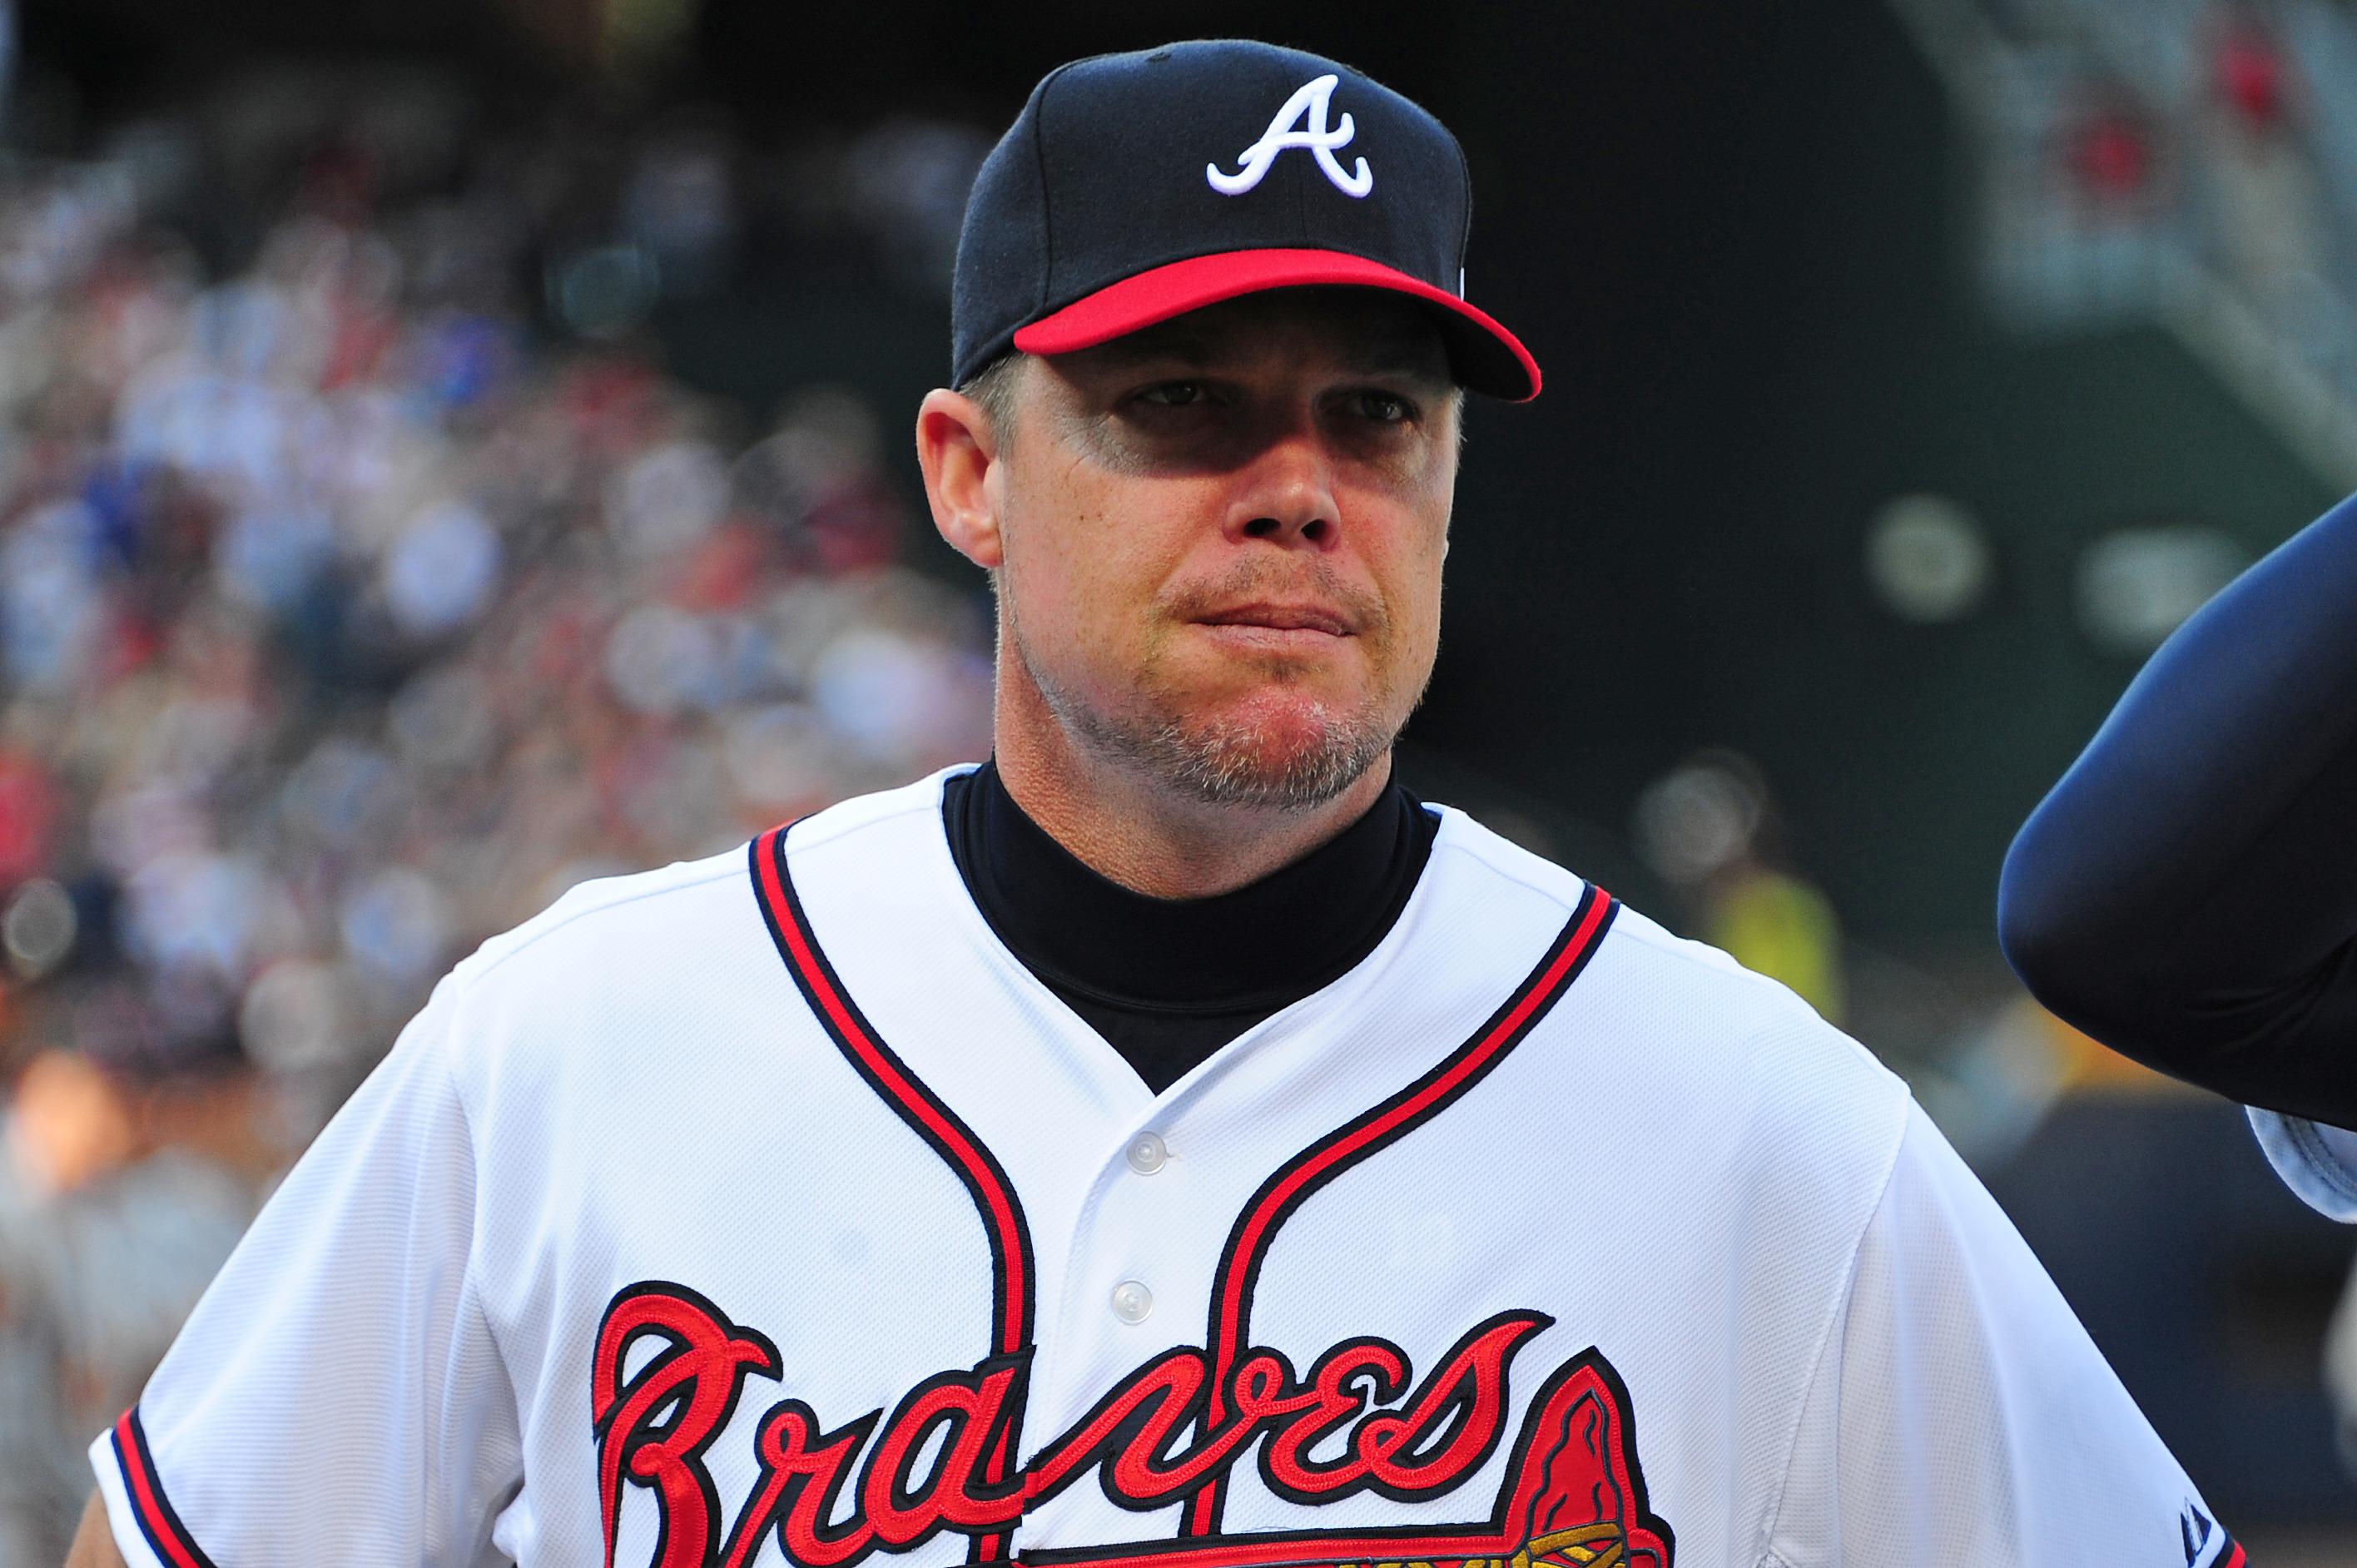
top-left (594, 1284), bottom-right (1674, 1568)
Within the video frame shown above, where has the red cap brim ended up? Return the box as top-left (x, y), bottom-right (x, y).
top-left (1010, 248), bottom-right (1541, 401)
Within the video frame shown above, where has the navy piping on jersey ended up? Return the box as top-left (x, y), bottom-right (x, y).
top-left (1182, 882), bottom-right (1617, 1536)
top-left (111, 1407), bottom-right (218, 1568)
top-left (752, 821), bottom-right (1036, 1563)
top-left (1027, 1347), bottom-right (1675, 1568)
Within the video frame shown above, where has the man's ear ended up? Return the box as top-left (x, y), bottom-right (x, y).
top-left (916, 388), bottom-right (1004, 569)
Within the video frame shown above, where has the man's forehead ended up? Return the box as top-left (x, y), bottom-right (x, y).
top-left (1084, 289), bottom-right (1453, 377)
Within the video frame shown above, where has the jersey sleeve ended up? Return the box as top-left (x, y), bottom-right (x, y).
top-left (2246, 1106), bottom-right (2357, 1222)
top-left (87, 975), bottom-right (523, 1568)
top-left (1997, 491), bottom-right (2357, 1126)
top-left (1763, 1102), bottom-right (2240, 1568)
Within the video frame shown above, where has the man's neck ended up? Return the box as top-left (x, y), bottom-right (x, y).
top-left (991, 674), bottom-right (1393, 901)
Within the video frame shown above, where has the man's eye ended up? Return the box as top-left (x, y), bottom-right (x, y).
top-left (1137, 381), bottom-right (1209, 408)
top-left (1352, 391), bottom-right (1412, 423)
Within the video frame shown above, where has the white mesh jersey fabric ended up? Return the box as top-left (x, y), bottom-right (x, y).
top-left (1761, 1103), bottom-right (2232, 1567)
top-left (2248, 1107), bottom-right (2357, 1222)
top-left (89, 768), bottom-right (2222, 1568)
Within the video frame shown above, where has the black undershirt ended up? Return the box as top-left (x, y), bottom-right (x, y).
top-left (942, 762), bottom-right (1440, 1092)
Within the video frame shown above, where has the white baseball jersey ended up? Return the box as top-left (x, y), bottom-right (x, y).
top-left (92, 768), bottom-right (2235, 1568)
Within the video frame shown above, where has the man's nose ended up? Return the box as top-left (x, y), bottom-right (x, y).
top-left (1224, 432), bottom-right (1341, 547)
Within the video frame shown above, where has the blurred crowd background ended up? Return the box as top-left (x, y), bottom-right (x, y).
top-left (0, 0), bottom-right (2355, 1560)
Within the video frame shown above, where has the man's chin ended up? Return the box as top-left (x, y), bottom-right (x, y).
top-left (1021, 634), bottom-right (1400, 811)
top-left (1116, 700), bottom-right (1393, 811)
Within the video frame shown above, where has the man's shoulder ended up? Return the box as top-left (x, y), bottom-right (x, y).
top-left (454, 846), bottom-right (756, 991)
top-left (454, 771), bottom-right (955, 993)
top-left (1600, 897), bottom-right (1904, 1119)
top-left (421, 774), bottom-right (957, 1084)
top-left (782, 767), bottom-right (957, 856)
top-left (1429, 804), bottom-right (1908, 1144)
top-left (1600, 897), bottom-right (1866, 1045)
top-left (1428, 803), bottom-right (1867, 1032)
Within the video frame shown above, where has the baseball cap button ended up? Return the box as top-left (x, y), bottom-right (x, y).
top-left (1110, 1280), bottom-right (1154, 1324)
top-left (1125, 1132), bottom-right (1169, 1174)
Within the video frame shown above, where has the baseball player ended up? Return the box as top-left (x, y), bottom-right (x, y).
top-left (72, 41), bottom-right (2231, 1568)
top-left (2002, 490), bottom-right (2357, 1218)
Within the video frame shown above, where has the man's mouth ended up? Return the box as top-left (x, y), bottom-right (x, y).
top-left (1192, 603), bottom-right (1354, 637)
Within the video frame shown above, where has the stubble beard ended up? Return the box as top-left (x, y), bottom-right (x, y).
top-left (1010, 580), bottom-right (1413, 812)
top-left (1068, 686), bottom-right (1396, 811)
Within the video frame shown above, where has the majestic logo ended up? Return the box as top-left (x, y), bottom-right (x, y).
top-left (595, 1285), bottom-right (1671, 1568)
top-left (1206, 75), bottom-right (1375, 199)
top-left (2179, 1501), bottom-right (2245, 1568)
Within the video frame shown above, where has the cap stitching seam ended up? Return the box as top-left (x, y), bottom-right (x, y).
top-left (1030, 64), bottom-right (1068, 323)
top-left (1451, 133), bottom-right (1472, 288)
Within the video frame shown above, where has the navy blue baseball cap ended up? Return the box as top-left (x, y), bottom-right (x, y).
top-left (951, 40), bottom-right (1540, 401)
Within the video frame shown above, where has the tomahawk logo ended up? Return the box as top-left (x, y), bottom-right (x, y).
top-left (1206, 75), bottom-right (1374, 199)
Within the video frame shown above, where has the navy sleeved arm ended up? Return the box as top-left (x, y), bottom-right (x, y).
top-left (1998, 494), bottom-right (2357, 1128)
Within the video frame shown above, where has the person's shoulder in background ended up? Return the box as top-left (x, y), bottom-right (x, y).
top-left (2247, 1108), bottom-right (2357, 1221)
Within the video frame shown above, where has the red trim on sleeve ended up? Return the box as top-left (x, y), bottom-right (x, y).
top-left (111, 1407), bottom-right (220, 1568)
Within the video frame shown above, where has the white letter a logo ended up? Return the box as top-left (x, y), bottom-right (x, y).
top-left (1206, 75), bottom-right (1374, 199)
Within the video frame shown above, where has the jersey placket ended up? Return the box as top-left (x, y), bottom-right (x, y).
top-left (753, 798), bottom-right (1623, 1568)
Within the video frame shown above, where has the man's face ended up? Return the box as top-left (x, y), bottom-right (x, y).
top-left (988, 289), bottom-right (1458, 809)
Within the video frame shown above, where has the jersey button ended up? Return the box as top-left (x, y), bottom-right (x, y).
top-left (1109, 1280), bottom-right (1154, 1324)
top-left (1125, 1132), bottom-right (1169, 1174)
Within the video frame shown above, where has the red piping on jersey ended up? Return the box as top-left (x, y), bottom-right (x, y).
top-left (752, 825), bottom-right (1034, 1358)
top-left (1182, 881), bottom-right (1619, 1537)
top-left (752, 824), bottom-right (1038, 1561)
top-left (112, 1407), bottom-right (221, 1568)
